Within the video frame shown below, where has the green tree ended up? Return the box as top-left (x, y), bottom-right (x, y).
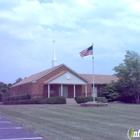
top-left (0, 82), bottom-right (11, 101)
top-left (0, 77), bottom-right (22, 101)
top-left (101, 82), bottom-right (120, 102)
top-left (113, 51), bottom-right (140, 104)
top-left (14, 77), bottom-right (23, 84)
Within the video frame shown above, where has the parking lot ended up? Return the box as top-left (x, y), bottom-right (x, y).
top-left (0, 118), bottom-right (45, 140)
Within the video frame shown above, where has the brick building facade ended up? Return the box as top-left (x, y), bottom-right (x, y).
top-left (10, 64), bottom-right (118, 98)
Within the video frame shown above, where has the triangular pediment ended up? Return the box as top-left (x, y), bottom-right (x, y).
top-left (48, 71), bottom-right (87, 85)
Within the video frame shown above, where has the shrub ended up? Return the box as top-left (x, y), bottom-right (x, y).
top-left (3, 101), bottom-right (16, 105)
top-left (3, 99), bottom-right (34, 105)
top-left (75, 96), bottom-right (93, 103)
top-left (3, 96), bottom-right (66, 105)
top-left (75, 96), bottom-right (108, 103)
top-left (0, 93), bottom-right (2, 102)
top-left (31, 98), bottom-right (47, 104)
top-left (3, 99), bottom-right (45, 105)
top-left (118, 95), bottom-right (136, 103)
top-left (46, 96), bottom-right (66, 104)
top-left (1, 92), bottom-right (10, 101)
top-left (101, 92), bottom-right (120, 102)
top-left (6, 94), bottom-right (30, 101)
top-left (95, 97), bottom-right (108, 103)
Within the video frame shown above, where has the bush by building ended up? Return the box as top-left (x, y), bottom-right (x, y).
top-left (3, 96), bottom-right (66, 105)
top-left (5, 94), bottom-right (31, 101)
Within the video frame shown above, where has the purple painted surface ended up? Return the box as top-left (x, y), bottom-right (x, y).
top-left (0, 118), bottom-right (46, 140)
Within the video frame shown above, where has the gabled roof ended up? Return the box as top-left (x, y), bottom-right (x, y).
top-left (80, 74), bottom-right (118, 84)
top-left (11, 64), bottom-right (118, 88)
top-left (11, 64), bottom-right (64, 87)
top-left (11, 64), bottom-right (88, 87)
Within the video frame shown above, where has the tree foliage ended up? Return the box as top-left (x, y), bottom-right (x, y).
top-left (0, 82), bottom-right (11, 101)
top-left (14, 77), bottom-right (23, 84)
top-left (113, 51), bottom-right (140, 103)
top-left (101, 82), bottom-right (120, 102)
top-left (0, 77), bottom-right (23, 101)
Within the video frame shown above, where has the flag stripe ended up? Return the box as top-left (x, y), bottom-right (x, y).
top-left (80, 45), bottom-right (93, 57)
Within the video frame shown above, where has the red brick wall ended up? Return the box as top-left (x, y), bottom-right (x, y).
top-left (31, 66), bottom-right (69, 98)
top-left (10, 83), bottom-right (32, 96)
top-left (75, 85), bottom-right (82, 97)
top-left (50, 84), bottom-right (59, 97)
top-left (31, 65), bottom-right (88, 98)
top-left (10, 65), bottom-right (90, 98)
top-left (43, 85), bottom-right (48, 98)
top-left (81, 84), bottom-right (92, 97)
top-left (63, 85), bottom-right (82, 98)
top-left (10, 65), bottom-right (68, 98)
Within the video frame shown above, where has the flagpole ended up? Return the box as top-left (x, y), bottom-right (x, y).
top-left (92, 43), bottom-right (95, 102)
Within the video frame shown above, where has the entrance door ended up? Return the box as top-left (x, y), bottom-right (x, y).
top-left (63, 86), bottom-right (68, 98)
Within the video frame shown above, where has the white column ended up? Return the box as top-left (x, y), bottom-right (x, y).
top-left (85, 85), bottom-right (87, 97)
top-left (48, 84), bottom-right (50, 98)
top-left (61, 84), bottom-right (63, 97)
top-left (74, 85), bottom-right (76, 98)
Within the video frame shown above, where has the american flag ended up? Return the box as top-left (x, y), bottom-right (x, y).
top-left (80, 45), bottom-right (93, 57)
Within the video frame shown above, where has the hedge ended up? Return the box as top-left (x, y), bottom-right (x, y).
top-left (5, 94), bottom-right (30, 101)
top-left (75, 96), bottom-right (108, 103)
top-left (95, 97), bottom-right (108, 103)
top-left (0, 93), bottom-right (2, 102)
top-left (75, 96), bottom-right (93, 103)
top-left (119, 95), bottom-right (136, 103)
top-left (45, 96), bottom-right (66, 104)
top-left (3, 96), bottom-right (66, 105)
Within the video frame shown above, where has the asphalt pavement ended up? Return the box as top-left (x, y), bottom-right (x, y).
top-left (0, 118), bottom-right (46, 140)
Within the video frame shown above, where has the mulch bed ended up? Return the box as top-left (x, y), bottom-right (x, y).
top-left (80, 102), bottom-right (108, 107)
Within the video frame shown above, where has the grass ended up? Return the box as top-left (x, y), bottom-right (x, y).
top-left (0, 103), bottom-right (140, 140)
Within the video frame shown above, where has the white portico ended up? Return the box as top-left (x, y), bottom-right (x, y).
top-left (44, 71), bottom-right (88, 98)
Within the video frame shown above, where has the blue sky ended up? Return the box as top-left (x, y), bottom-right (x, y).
top-left (0, 0), bottom-right (140, 83)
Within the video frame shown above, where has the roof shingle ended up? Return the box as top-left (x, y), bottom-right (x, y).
top-left (11, 64), bottom-right (118, 87)
top-left (11, 64), bottom-right (63, 87)
top-left (80, 74), bottom-right (118, 84)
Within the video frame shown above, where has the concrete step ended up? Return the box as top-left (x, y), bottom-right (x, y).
top-left (66, 98), bottom-right (77, 104)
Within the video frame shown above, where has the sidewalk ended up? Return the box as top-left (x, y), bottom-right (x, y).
top-left (0, 118), bottom-right (46, 140)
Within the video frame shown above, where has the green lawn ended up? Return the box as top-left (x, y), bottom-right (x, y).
top-left (0, 103), bottom-right (140, 140)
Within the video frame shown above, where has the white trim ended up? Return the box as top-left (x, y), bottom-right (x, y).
top-left (85, 85), bottom-right (87, 97)
top-left (48, 84), bottom-right (50, 98)
top-left (74, 85), bottom-right (76, 98)
top-left (48, 71), bottom-right (87, 85)
top-left (48, 83), bottom-right (87, 85)
top-left (62, 64), bottom-right (88, 82)
top-left (34, 64), bottom-right (88, 83)
top-left (61, 84), bottom-right (63, 97)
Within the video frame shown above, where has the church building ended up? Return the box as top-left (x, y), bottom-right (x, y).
top-left (10, 45), bottom-right (117, 98)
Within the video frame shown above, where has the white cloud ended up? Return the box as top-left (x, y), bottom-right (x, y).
top-left (0, 0), bottom-right (140, 83)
